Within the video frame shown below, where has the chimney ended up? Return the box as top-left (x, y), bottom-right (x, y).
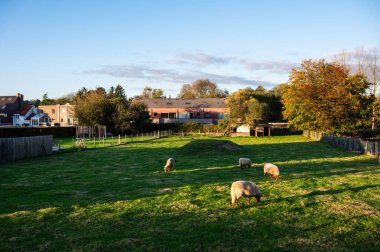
top-left (17, 93), bottom-right (24, 109)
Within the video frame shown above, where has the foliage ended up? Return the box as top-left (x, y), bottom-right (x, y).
top-left (282, 59), bottom-right (374, 134)
top-left (272, 83), bottom-right (289, 97)
top-left (178, 79), bottom-right (228, 99)
top-left (141, 86), bottom-right (165, 98)
top-left (0, 136), bottom-right (379, 251)
top-left (40, 92), bottom-right (74, 105)
top-left (74, 85), bottom-right (150, 133)
top-left (355, 128), bottom-right (380, 139)
top-left (227, 87), bottom-right (283, 127)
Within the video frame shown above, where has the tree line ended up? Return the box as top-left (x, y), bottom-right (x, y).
top-left (30, 47), bottom-right (379, 135)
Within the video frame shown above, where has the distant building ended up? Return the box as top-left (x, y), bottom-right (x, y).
top-left (39, 103), bottom-right (77, 126)
top-left (0, 93), bottom-right (24, 125)
top-left (30, 113), bottom-right (51, 126)
top-left (12, 104), bottom-right (38, 126)
top-left (140, 98), bottom-right (230, 124)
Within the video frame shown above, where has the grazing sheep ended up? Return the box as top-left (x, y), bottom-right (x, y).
top-left (164, 158), bottom-right (175, 172)
top-left (239, 158), bottom-right (252, 168)
top-left (263, 163), bottom-right (280, 180)
top-left (230, 181), bottom-right (262, 206)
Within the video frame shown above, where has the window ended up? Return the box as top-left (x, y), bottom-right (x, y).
top-left (178, 113), bottom-right (190, 119)
top-left (52, 109), bottom-right (55, 114)
top-left (196, 112), bottom-right (201, 118)
top-left (153, 112), bottom-right (158, 117)
top-left (161, 113), bottom-right (169, 118)
top-left (189, 113), bottom-right (194, 119)
top-left (204, 112), bottom-right (210, 118)
top-left (61, 118), bottom-right (64, 122)
top-left (169, 113), bottom-right (176, 119)
top-left (14, 114), bottom-right (20, 119)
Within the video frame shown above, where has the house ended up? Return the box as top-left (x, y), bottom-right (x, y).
top-left (12, 104), bottom-right (38, 126)
top-left (0, 93), bottom-right (24, 125)
top-left (38, 103), bottom-right (76, 126)
top-left (30, 113), bottom-right (51, 126)
top-left (140, 98), bottom-right (230, 124)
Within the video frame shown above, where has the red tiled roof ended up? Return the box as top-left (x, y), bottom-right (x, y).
top-left (139, 98), bottom-right (228, 109)
top-left (15, 105), bottom-right (33, 116)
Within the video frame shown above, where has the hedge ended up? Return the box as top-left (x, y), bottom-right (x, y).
top-left (0, 127), bottom-right (76, 138)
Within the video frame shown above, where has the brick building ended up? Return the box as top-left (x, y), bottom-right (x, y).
top-left (140, 98), bottom-right (230, 124)
top-left (38, 103), bottom-right (76, 126)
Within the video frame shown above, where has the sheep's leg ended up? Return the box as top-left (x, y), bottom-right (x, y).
top-left (248, 197), bottom-right (251, 205)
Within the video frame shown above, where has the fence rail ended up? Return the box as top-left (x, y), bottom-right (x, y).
top-left (303, 130), bottom-right (380, 157)
top-left (0, 135), bottom-right (53, 163)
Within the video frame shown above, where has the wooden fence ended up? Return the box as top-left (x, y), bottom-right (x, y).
top-left (0, 135), bottom-right (53, 163)
top-left (303, 130), bottom-right (380, 157)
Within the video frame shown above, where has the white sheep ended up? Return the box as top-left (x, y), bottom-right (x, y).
top-left (164, 158), bottom-right (175, 172)
top-left (239, 158), bottom-right (252, 168)
top-left (263, 163), bottom-right (280, 180)
top-left (230, 181), bottom-right (262, 205)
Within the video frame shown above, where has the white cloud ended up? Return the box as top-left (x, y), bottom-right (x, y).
top-left (85, 64), bottom-right (275, 87)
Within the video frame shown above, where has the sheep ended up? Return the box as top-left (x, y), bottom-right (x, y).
top-left (239, 158), bottom-right (252, 168)
top-left (164, 158), bottom-right (175, 172)
top-left (263, 163), bottom-right (280, 180)
top-left (230, 181), bottom-right (262, 206)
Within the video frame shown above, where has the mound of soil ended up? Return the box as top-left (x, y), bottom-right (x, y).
top-left (179, 139), bottom-right (241, 154)
top-left (220, 142), bottom-right (241, 151)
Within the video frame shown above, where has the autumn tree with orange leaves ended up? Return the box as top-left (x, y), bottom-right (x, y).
top-left (282, 59), bottom-right (374, 134)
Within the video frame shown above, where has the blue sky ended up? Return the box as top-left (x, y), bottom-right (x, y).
top-left (0, 0), bottom-right (379, 100)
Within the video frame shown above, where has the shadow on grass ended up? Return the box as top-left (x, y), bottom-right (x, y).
top-left (0, 137), bottom-right (378, 214)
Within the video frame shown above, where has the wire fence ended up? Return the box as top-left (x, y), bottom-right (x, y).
top-left (52, 130), bottom-right (230, 153)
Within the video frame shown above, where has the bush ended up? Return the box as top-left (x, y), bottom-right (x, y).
top-left (355, 128), bottom-right (380, 139)
top-left (0, 127), bottom-right (76, 138)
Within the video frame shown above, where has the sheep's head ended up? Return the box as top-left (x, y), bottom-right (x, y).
top-left (254, 195), bottom-right (262, 202)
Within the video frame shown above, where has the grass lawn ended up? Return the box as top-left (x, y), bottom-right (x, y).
top-left (0, 135), bottom-right (379, 251)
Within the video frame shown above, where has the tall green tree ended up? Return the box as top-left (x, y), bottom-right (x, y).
top-left (282, 59), bottom-right (373, 134)
top-left (74, 86), bottom-right (150, 133)
top-left (74, 88), bottom-right (115, 129)
top-left (227, 87), bottom-right (283, 127)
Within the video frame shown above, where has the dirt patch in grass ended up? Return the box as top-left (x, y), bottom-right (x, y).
top-left (178, 139), bottom-right (241, 155)
top-left (220, 142), bottom-right (241, 151)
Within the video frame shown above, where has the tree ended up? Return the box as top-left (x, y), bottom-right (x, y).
top-left (367, 48), bottom-right (380, 129)
top-left (151, 88), bottom-right (164, 98)
top-left (282, 59), bottom-right (373, 134)
top-left (255, 85), bottom-right (266, 93)
top-left (40, 92), bottom-right (74, 105)
top-left (227, 87), bottom-right (282, 127)
top-left (272, 83), bottom-right (289, 97)
top-left (178, 84), bottom-right (195, 99)
top-left (74, 86), bottom-right (150, 133)
top-left (142, 86), bottom-right (153, 98)
top-left (74, 88), bottom-right (115, 129)
top-left (40, 93), bottom-right (55, 105)
top-left (178, 79), bottom-right (228, 99)
top-left (333, 47), bottom-right (380, 129)
top-left (141, 86), bottom-right (165, 98)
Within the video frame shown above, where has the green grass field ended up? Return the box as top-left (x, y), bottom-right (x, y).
top-left (1, 135), bottom-right (379, 251)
